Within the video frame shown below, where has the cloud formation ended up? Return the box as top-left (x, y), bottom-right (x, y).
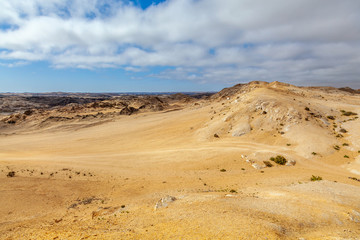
top-left (1, 0), bottom-right (360, 87)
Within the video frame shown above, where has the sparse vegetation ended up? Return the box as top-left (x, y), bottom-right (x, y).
top-left (341, 110), bottom-right (357, 116)
top-left (263, 161), bottom-right (273, 167)
top-left (270, 155), bottom-right (287, 165)
top-left (344, 155), bottom-right (349, 158)
top-left (339, 128), bottom-right (347, 133)
top-left (311, 175), bottom-right (322, 181)
top-left (2, 82), bottom-right (360, 238)
top-left (333, 145), bottom-right (340, 150)
top-left (349, 177), bottom-right (360, 182)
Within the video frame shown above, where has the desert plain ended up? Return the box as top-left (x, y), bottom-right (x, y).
top-left (0, 81), bottom-right (360, 239)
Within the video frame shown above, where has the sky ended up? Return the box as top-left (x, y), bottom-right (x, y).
top-left (0, 0), bottom-right (360, 92)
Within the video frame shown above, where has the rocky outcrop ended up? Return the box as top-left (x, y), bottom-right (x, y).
top-left (154, 195), bottom-right (176, 210)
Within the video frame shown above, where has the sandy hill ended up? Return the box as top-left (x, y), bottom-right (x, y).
top-left (0, 81), bottom-right (360, 239)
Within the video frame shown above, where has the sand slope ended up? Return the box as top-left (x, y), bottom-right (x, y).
top-left (1, 82), bottom-right (360, 239)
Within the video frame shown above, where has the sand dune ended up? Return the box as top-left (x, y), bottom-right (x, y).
top-left (1, 81), bottom-right (360, 239)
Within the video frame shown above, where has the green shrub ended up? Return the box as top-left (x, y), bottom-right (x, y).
top-left (220, 169), bottom-right (226, 172)
top-left (311, 175), bottom-right (322, 181)
top-left (327, 116), bottom-right (335, 120)
top-left (342, 143), bottom-right (349, 146)
top-left (270, 155), bottom-right (287, 165)
top-left (344, 155), bottom-right (349, 158)
top-left (229, 189), bottom-right (237, 193)
top-left (312, 152), bottom-right (317, 155)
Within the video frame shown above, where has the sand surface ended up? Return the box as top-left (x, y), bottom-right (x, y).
top-left (1, 82), bottom-right (360, 239)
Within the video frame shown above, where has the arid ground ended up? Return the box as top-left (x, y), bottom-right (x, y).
top-left (1, 81), bottom-right (360, 239)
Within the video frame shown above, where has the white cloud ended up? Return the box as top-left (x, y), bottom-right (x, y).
top-left (0, 0), bottom-right (360, 87)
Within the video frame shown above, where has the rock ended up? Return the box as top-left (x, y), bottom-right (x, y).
top-left (349, 210), bottom-right (360, 223)
top-left (24, 109), bottom-right (34, 116)
top-left (251, 163), bottom-right (264, 169)
top-left (246, 159), bottom-right (254, 164)
top-left (92, 206), bottom-right (123, 219)
top-left (286, 160), bottom-right (296, 166)
top-left (320, 118), bottom-right (329, 125)
top-left (232, 122), bottom-right (251, 137)
top-left (120, 106), bottom-right (138, 115)
top-left (154, 195), bottom-right (176, 210)
top-left (225, 194), bottom-right (236, 197)
top-left (232, 131), bottom-right (246, 137)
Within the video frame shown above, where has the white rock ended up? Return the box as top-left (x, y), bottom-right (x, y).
top-left (246, 159), bottom-right (254, 164)
top-left (349, 210), bottom-right (360, 223)
top-left (232, 131), bottom-right (246, 137)
top-left (225, 194), bottom-right (236, 197)
top-left (286, 160), bottom-right (296, 166)
top-left (154, 195), bottom-right (176, 210)
top-left (252, 163), bottom-right (264, 169)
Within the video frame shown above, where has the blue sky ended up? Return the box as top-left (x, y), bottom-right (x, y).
top-left (0, 0), bottom-right (360, 92)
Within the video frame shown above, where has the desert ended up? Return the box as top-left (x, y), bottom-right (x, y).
top-left (0, 81), bottom-right (360, 239)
